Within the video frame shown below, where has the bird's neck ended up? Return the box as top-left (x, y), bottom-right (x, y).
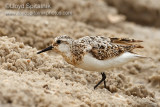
top-left (61, 52), bottom-right (73, 65)
top-left (57, 44), bottom-right (73, 64)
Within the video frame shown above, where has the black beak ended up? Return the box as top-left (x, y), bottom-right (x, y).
top-left (37, 46), bottom-right (53, 54)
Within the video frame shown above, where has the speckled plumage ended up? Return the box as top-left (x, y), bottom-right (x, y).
top-left (77, 36), bottom-right (143, 60)
top-left (51, 35), bottom-right (143, 67)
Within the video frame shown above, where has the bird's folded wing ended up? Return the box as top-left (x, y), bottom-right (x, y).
top-left (89, 42), bottom-right (143, 60)
top-left (78, 36), bottom-right (143, 60)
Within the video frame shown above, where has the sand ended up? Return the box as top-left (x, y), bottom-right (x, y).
top-left (105, 0), bottom-right (160, 27)
top-left (0, 0), bottom-right (160, 107)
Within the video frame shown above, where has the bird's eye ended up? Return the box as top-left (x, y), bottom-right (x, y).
top-left (56, 40), bottom-right (61, 44)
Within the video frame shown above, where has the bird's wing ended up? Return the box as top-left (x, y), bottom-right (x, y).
top-left (78, 36), bottom-right (143, 60)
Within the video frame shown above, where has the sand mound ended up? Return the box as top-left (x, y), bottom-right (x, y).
top-left (105, 0), bottom-right (160, 27)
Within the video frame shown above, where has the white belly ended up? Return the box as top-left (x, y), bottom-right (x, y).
top-left (76, 52), bottom-right (141, 72)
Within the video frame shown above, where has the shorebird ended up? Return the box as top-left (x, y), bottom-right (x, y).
top-left (37, 35), bottom-right (144, 89)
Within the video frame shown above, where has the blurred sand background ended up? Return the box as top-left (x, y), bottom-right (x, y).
top-left (0, 0), bottom-right (160, 107)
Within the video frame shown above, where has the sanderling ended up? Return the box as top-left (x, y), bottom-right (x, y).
top-left (37, 35), bottom-right (144, 89)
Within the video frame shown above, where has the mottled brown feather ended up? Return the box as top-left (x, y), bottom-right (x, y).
top-left (77, 36), bottom-right (143, 60)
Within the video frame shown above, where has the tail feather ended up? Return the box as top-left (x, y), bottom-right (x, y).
top-left (122, 44), bottom-right (143, 52)
top-left (110, 37), bottom-right (143, 44)
top-left (130, 53), bottom-right (153, 60)
top-left (134, 44), bottom-right (144, 48)
top-left (135, 55), bottom-right (153, 60)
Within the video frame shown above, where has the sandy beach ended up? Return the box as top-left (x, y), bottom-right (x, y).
top-left (0, 0), bottom-right (160, 107)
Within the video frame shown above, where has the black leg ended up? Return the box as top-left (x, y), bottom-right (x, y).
top-left (94, 72), bottom-right (106, 89)
top-left (104, 80), bottom-right (107, 89)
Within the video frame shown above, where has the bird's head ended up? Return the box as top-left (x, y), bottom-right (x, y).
top-left (37, 35), bottom-right (73, 55)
